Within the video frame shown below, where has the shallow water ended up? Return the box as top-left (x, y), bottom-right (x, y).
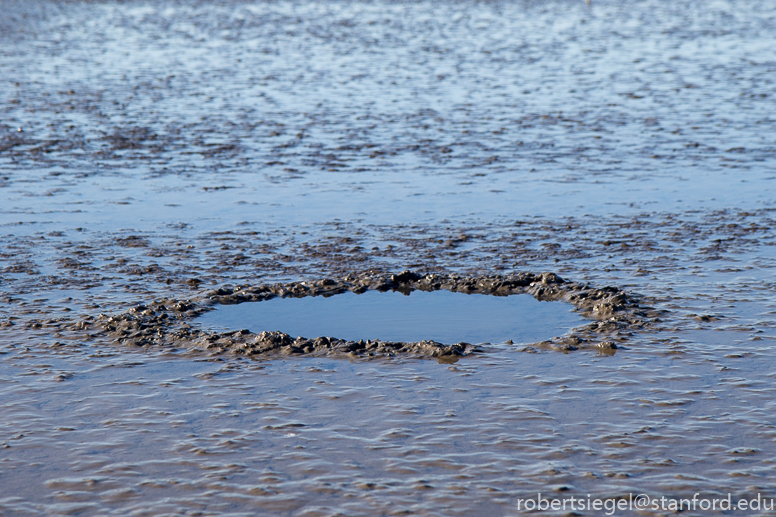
top-left (2, 0), bottom-right (775, 236)
top-left (3, 338), bottom-right (776, 516)
top-left (196, 291), bottom-right (586, 345)
top-left (2, 0), bottom-right (776, 515)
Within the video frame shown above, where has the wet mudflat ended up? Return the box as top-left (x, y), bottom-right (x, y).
top-left (4, 339), bottom-right (776, 516)
top-left (1, 0), bottom-right (776, 515)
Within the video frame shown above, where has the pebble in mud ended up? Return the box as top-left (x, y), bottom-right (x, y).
top-left (74, 270), bottom-right (658, 360)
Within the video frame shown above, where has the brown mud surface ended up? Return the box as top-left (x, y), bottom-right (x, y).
top-left (95, 270), bottom-right (650, 359)
top-left (2, 0), bottom-right (776, 515)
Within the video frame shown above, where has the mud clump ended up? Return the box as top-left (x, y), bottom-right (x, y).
top-left (74, 271), bottom-right (656, 360)
top-left (198, 330), bottom-right (475, 362)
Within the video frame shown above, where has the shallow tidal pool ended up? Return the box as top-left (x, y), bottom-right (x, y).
top-left (196, 290), bottom-right (587, 345)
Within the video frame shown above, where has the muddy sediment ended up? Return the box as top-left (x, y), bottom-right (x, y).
top-left (83, 271), bottom-right (655, 359)
top-left (2, 0), bottom-right (776, 514)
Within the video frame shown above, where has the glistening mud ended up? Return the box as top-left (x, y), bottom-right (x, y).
top-left (3, 0), bottom-right (776, 514)
top-left (86, 271), bottom-right (651, 360)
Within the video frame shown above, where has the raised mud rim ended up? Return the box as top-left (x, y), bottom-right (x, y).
top-left (76, 271), bottom-right (659, 360)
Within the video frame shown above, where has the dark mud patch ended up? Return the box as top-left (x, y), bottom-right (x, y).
top-left (63, 271), bottom-right (658, 361)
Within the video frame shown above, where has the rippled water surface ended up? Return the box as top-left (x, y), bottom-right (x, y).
top-left (1, 0), bottom-right (776, 515)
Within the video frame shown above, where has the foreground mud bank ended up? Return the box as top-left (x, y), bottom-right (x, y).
top-left (77, 271), bottom-right (656, 360)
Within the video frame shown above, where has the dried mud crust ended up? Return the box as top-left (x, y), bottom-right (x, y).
top-left (82, 271), bottom-right (658, 360)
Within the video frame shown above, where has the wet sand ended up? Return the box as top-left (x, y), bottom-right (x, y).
top-left (2, 0), bottom-right (776, 515)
